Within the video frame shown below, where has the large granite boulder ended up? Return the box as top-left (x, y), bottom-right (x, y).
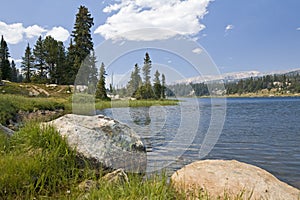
top-left (46, 114), bottom-right (146, 173)
top-left (171, 160), bottom-right (300, 200)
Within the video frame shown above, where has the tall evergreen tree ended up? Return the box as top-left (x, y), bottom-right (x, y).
top-left (44, 36), bottom-right (58, 83)
top-left (0, 36), bottom-right (12, 80)
top-left (96, 62), bottom-right (109, 100)
top-left (89, 51), bottom-right (98, 86)
top-left (153, 70), bottom-right (162, 99)
top-left (33, 36), bottom-right (47, 80)
top-left (55, 41), bottom-right (67, 84)
top-left (11, 60), bottom-right (18, 82)
top-left (42, 36), bottom-right (67, 84)
top-left (142, 52), bottom-right (152, 85)
top-left (161, 74), bottom-right (166, 99)
top-left (136, 52), bottom-right (154, 99)
top-left (70, 6), bottom-right (94, 84)
top-left (21, 43), bottom-right (35, 82)
top-left (127, 63), bottom-right (142, 96)
top-left (65, 39), bottom-right (77, 84)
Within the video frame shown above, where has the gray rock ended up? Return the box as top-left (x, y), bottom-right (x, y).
top-left (0, 123), bottom-right (14, 136)
top-left (46, 114), bottom-right (146, 173)
top-left (171, 160), bottom-right (300, 200)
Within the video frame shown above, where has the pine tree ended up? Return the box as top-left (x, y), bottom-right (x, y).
top-left (89, 51), bottom-right (98, 86)
top-left (161, 74), bottom-right (166, 99)
top-left (33, 36), bottom-right (47, 81)
top-left (0, 36), bottom-right (12, 80)
top-left (11, 60), bottom-right (18, 82)
top-left (42, 36), bottom-right (67, 84)
top-left (127, 63), bottom-right (142, 96)
top-left (70, 6), bottom-right (94, 84)
top-left (65, 39), bottom-right (77, 84)
top-left (135, 52), bottom-right (155, 99)
top-left (55, 41), bottom-right (67, 84)
top-left (96, 62), bottom-right (109, 100)
top-left (86, 51), bottom-right (98, 93)
top-left (153, 70), bottom-right (162, 99)
top-left (21, 43), bottom-right (35, 82)
top-left (44, 36), bottom-right (58, 83)
top-left (142, 52), bottom-right (152, 85)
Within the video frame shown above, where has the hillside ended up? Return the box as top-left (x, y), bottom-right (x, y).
top-left (0, 81), bottom-right (72, 98)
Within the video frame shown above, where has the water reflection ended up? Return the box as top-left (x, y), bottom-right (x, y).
top-left (130, 107), bottom-right (151, 126)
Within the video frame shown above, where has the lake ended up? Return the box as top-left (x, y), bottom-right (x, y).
top-left (97, 97), bottom-right (300, 188)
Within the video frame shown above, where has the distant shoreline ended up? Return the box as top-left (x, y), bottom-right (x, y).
top-left (178, 93), bottom-right (300, 99)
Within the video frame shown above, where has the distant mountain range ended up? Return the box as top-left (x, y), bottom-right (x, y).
top-left (174, 68), bottom-right (300, 84)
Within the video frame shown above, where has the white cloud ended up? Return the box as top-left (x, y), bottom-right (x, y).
top-left (0, 21), bottom-right (69, 44)
top-left (225, 24), bottom-right (234, 32)
top-left (24, 25), bottom-right (47, 38)
top-left (0, 22), bottom-right (25, 44)
top-left (95, 0), bottom-right (211, 41)
top-left (46, 27), bottom-right (69, 42)
top-left (192, 48), bottom-right (203, 54)
top-left (297, 27), bottom-right (300, 31)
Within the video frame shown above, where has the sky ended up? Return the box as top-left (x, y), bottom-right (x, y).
top-left (1, 0), bottom-right (300, 84)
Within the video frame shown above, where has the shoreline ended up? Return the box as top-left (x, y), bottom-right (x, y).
top-left (178, 93), bottom-right (300, 99)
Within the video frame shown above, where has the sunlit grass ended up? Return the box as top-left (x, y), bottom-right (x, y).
top-left (0, 123), bottom-right (179, 199)
top-left (0, 94), bottom-right (66, 124)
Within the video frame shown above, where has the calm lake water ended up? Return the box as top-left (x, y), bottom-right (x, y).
top-left (97, 97), bottom-right (300, 188)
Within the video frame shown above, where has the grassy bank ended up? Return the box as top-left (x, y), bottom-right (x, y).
top-left (0, 123), bottom-right (180, 199)
top-left (95, 99), bottom-right (179, 110)
top-left (0, 94), bottom-right (66, 125)
top-left (0, 93), bottom-right (178, 126)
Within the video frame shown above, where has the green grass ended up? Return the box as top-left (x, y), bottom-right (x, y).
top-left (0, 94), bottom-right (67, 125)
top-left (0, 123), bottom-right (180, 199)
top-left (0, 123), bottom-right (86, 199)
top-left (96, 99), bottom-right (179, 110)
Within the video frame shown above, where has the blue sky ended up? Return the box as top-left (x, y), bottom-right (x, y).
top-left (1, 0), bottom-right (300, 82)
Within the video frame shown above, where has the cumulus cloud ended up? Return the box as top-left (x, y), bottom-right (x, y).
top-left (192, 48), bottom-right (203, 54)
top-left (225, 24), bottom-right (234, 32)
top-left (0, 22), bottom-right (25, 44)
top-left (0, 21), bottom-right (69, 44)
top-left (46, 27), bottom-right (69, 42)
top-left (24, 25), bottom-right (47, 38)
top-left (297, 27), bottom-right (300, 31)
top-left (95, 0), bottom-right (211, 41)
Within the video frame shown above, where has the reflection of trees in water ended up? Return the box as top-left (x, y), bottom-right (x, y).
top-left (130, 107), bottom-right (151, 126)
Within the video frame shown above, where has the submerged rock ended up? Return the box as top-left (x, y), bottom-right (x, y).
top-left (46, 114), bottom-right (146, 173)
top-left (171, 160), bottom-right (300, 200)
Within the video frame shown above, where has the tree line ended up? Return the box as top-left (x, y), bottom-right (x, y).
top-left (0, 6), bottom-right (96, 86)
top-left (0, 5), bottom-right (168, 100)
top-left (126, 52), bottom-right (166, 100)
top-left (167, 72), bottom-right (300, 97)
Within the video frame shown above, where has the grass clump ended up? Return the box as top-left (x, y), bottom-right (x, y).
top-left (0, 123), bottom-right (90, 199)
top-left (88, 172), bottom-right (180, 200)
